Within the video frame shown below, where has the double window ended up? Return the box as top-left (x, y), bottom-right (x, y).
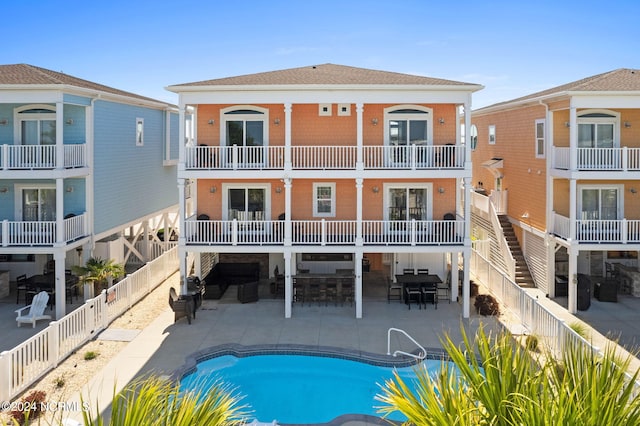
top-left (222, 107), bottom-right (268, 165)
top-left (16, 186), bottom-right (56, 222)
top-left (577, 112), bottom-right (617, 148)
top-left (385, 107), bottom-right (433, 165)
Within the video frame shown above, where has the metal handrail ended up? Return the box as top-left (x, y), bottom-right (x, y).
top-left (387, 327), bottom-right (426, 360)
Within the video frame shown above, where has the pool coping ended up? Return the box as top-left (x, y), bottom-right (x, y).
top-left (172, 343), bottom-right (451, 426)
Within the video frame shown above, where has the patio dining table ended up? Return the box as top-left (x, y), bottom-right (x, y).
top-left (395, 273), bottom-right (442, 307)
top-left (24, 273), bottom-right (79, 305)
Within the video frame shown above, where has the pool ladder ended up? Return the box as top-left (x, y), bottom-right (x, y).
top-left (387, 327), bottom-right (426, 361)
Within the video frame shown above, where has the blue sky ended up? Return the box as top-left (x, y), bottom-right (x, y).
top-left (3, 0), bottom-right (638, 108)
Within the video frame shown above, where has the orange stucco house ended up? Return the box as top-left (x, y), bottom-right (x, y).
top-left (167, 64), bottom-right (482, 318)
top-left (470, 69), bottom-right (640, 313)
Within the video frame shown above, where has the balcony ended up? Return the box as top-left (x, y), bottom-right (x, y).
top-left (184, 144), bottom-right (464, 171)
top-left (0, 144), bottom-right (87, 170)
top-left (184, 218), bottom-right (465, 246)
top-left (552, 213), bottom-right (640, 243)
top-left (0, 213), bottom-right (88, 247)
top-left (552, 147), bottom-right (640, 171)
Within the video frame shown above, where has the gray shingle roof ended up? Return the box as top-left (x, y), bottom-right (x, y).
top-left (477, 68), bottom-right (640, 111)
top-left (171, 63), bottom-right (479, 88)
top-left (0, 64), bottom-right (168, 105)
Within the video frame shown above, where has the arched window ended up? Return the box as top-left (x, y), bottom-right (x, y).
top-left (15, 104), bottom-right (56, 145)
top-left (577, 110), bottom-right (619, 148)
top-left (384, 106), bottom-right (433, 147)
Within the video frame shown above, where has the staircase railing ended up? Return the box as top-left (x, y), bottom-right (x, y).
top-left (488, 202), bottom-right (516, 281)
top-left (387, 327), bottom-right (426, 360)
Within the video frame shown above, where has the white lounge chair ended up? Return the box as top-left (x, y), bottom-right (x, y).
top-left (15, 291), bottom-right (52, 328)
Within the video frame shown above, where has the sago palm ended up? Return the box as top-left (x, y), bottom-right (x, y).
top-left (80, 375), bottom-right (249, 426)
top-left (377, 325), bottom-right (640, 426)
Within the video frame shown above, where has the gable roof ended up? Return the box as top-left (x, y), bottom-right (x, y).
top-left (168, 63), bottom-right (481, 90)
top-left (476, 68), bottom-right (640, 113)
top-left (0, 63), bottom-right (170, 106)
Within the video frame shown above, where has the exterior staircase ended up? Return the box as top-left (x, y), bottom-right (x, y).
top-left (498, 215), bottom-right (536, 288)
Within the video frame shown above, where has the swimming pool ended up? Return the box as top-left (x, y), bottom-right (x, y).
top-left (179, 347), bottom-right (447, 424)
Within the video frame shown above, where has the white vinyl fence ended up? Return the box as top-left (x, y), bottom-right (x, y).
top-left (0, 246), bottom-right (178, 402)
top-left (471, 248), bottom-right (640, 395)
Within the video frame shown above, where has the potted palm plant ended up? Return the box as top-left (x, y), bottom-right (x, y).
top-left (73, 257), bottom-right (125, 298)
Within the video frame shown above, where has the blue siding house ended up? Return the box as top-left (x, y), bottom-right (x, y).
top-left (0, 64), bottom-right (179, 318)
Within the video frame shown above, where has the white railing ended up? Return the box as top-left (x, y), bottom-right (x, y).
top-left (0, 246), bottom-right (179, 402)
top-left (129, 241), bottom-right (178, 266)
top-left (552, 213), bottom-right (640, 243)
top-left (184, 144), bottom-right (465, 170)
top-left (292, 146), bottom-right (357, 169)
top-left (184, 219), bottom-right (465, 246)
top-left (0, 144), bottom-right (87, 169)
top-left (471, 248), bottom-right (640, 395)
top-left (552, 212), bottom-right (571, 240)
top-left (553, 147), bottom-right (640, 171)
top-left (387, 327), bottom-right (426, 360)
top-left (184, 145), bottom-right (284, 170)
top-left (64, 144), bottom-right (87, 168)
top-left (363, 144), bottom-right (464, 169)
top-left (1, 213), bottom-right (88, 247)
top-left (471, 249), bottom-right (595, 359)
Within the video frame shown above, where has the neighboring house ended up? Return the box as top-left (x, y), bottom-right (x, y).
top-left (167, 63), bottom-right (482, 318)
top-left (0, 64), bottom-right (180, 318)
top-left (470, 68), bottom-right (640, 313)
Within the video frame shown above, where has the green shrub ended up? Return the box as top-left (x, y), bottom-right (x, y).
top-left (84, 351), bottom-right (99, 361)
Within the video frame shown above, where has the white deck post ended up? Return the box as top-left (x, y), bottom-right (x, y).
top-left (355, 251), bottom-right (363, 318)
top-left (284, 250), bottom-right (293, 318)
top-left (54, 251), bottom-right (66, 319)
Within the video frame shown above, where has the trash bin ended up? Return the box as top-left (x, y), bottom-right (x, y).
top-left (577, 273), bottom-right (591, 311)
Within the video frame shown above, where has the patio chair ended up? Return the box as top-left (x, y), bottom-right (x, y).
top-left (169, 287), bottom-right (194, 324)
top-left (387, 276), bottom-right (402, 303)
top-left (403, 268), bottom-right (415, 275)
top-left (15, 291), bottom-right (51, 328)
top-left (438, 270), bottom-right (451, 303)
top-left (339, 276), bottom-right (354, 306)
top-left (417, 268), bottom-right (429, 275)
top-left (15, 274), bottom-right (27, 304)
top-left (421, 283), bottom-right (438, 309)
top-left (405, 283), bottom-right (422, 310)
top-left (272, 266), bottom-right (285, 297)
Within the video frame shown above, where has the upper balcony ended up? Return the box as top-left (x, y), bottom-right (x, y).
top-left (0, 144), bottom-right (88, 178)
top-left (552, 147), bottom-right (640, 173)
top-left (0, 213), bottom-right (89, 247)
top-left (183, 144), bottom-right (465, 177)
top-left (552, 212), bottom-right (640, 244)
top-left (183, 216), bottom-right (465, 248)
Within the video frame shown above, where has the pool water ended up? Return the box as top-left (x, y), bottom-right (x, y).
top-left (180, 354), bottom-right (441, 424)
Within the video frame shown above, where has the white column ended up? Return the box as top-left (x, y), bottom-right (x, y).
top-left (56, 102), bottom-right (64, 169)
top-left (356, 103), bottom-right (364, 171)
top-left (355, 178), bottom-right (363, 246)
top-left (55, 179), bottom-right (65, 245)
top-left (54, 251), bottom-right (66, 319)
top-left (463, 97), bottom-right (472, 170)
top-left (569, 106), bottom-right (577, 171)
top-left (355, 251), bottom-right (363, 318)
top-left (284, 178), bottom-right (292, 245)
top-left (569, 179), bottom-right (577, 241)
top-left (177, 179), bottom-right (188, 295)
top-left (462, 176), bottom-right (472, 317)
top-left (284, 103), bottom-right (292, 170)
top-left (567, 245), bottom-right (579, 314)
top-left (284, 250), bottom-right (293, 318)
top-left (178, 106), bottom-right (186, 172)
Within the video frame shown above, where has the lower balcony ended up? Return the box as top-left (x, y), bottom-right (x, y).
top-left (184, 218), bottom-right (465, 246)
top-left (0, 213), bottom-right (88, 247)
top-left (552, 213), bottom-right (640, 243)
